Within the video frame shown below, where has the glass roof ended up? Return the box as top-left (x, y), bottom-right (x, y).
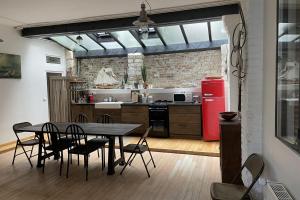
top-left (157, 25), bottom-right (185, 45)
top-left (111, 31), bottom-right (141, 48)
top-left (183, 22), bottom-right (209, 43)
top-left (51, 36), bottom-right (85, 51)
top-left (101, 41), bottom-right (122, 49)
top-left (141, 38), bottom-right (164, 47)
top-left (49, 20), bottom-right (228, 54)
top-left (210, 21), bottom-right (228, 41)
top-left (69, 34), bottom-right (103, 50)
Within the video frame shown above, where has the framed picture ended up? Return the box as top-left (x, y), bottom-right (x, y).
top-left (0, 53), bottom-right (21, 79)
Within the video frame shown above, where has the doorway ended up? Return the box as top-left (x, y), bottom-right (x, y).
top-left (46, 72), bottom-right (62, 119)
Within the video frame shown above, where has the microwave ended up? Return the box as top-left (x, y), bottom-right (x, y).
top-left (173, 93), bottom-right (186, 102)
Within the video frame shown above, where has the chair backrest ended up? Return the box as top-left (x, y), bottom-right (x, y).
top-left (13, 122), bottom-right (32, 141)
top-left (240, 153), bottom-right (264, 199)
top-left (97, 114), bottom-right (113, 124)
top-left (41, 122), bottom-right (61, 146)
top-left (75, 113), bottom-right (88, 123)
top-left (136, 126), bottom-right (152, 147)
top-left (65, 124), bottom-right (87, 148)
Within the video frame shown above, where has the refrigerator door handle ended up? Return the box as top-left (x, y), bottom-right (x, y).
top-left (204, 93), bottom-right (214, 97)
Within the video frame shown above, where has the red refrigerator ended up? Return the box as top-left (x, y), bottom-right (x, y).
top-left (201, 77), bottom-right (225, 141)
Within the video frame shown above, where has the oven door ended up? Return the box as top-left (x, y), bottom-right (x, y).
top-left (149, 109), bottom-right (169, 138)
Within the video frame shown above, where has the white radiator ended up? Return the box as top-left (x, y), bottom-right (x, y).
top-left (264, 182), bottom-right (294, 200)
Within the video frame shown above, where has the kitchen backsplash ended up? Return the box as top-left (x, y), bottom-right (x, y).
top-left (78, 50), bottom-right (221, 88)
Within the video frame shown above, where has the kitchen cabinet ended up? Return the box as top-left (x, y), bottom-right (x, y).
top-left (70, 104), bottom-right (95, 122)
top-left (169, 105), bottom-right (202, 139)
top-left (121, 105), bottom-right (149, 135)
top-left (219, 119), bottom-right (242, 184)
top-left (94, 108), bottom-right (121, 123)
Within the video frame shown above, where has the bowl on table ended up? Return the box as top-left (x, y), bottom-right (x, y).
top-left (220, 112), bottom-right (238, 121)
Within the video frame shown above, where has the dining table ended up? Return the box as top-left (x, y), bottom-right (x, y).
top-left (16, 122), bottom-right (142, 175)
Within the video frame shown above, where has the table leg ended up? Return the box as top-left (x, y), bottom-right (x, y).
top-left (51, 133), bottom-right (60, 160)
top-left (36, 132), bottom-right (43, 168)
top-left (119, 136), bottom-right (125, 166)
top-left (107, 136), bottom-right (116, 175)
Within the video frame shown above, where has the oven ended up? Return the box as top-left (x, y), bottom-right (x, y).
top-left (148, 104), bottom-right (169, 138)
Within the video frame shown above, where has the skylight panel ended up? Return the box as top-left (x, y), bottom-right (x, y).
top-left (69, 34), bottom-right (103, 50)
top-left (110, 31), bottom-right (141, 48)
top-left (210, 21), bottom-right (228, 41)
top-left (51, 36), bottom-right (85, 51)
top-left (157, 25), bottom-right (185, 45)
top-left (183, 22), bottom-right (210, 43)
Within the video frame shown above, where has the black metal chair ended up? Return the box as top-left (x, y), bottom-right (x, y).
top-left (65, 124), bottom-right (106, 181)
top-left (120, 127), bottom-right (156, 178)
top-left (210, 153), bottom-right (264, 200)
top-left (74, 113), bottom-right (89, 165)
top-left (75, 113), bottom-right (89, 123)
top-left (41, 122), bottom-right (72, 175)
top-left (97, 114), bottom-right (113, 124)
top-left (12, 122), bottom-right (40, 167)
top-left (91, 114), bottom-right (112, 162)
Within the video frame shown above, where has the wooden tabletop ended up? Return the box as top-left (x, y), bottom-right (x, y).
top-left (17, 122), bottom-right (142, 137)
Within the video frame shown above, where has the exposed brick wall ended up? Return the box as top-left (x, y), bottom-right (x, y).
top-left (144, 50), bottom-right (222, 88)
top-left (78, 50), bottom-right (222, 88)
top-left (78, 57), bottom-right (127, 88)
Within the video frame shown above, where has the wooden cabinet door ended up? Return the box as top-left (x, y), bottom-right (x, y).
top-left (121, 106), bottom-right (149, 135)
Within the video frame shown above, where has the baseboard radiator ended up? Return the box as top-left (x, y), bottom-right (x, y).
top-left (265, 182), bottom-right (294, 200)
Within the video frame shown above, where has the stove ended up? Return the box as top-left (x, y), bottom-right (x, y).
top-left (148, 100), bottom-right (171, 138)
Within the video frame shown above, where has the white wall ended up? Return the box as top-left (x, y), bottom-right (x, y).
top-left (240, 0), bottom-right (300, 199)
top-left (0, 24), bottom-right (66, 143)
top-left (262, 0), bottom-right (300, 199)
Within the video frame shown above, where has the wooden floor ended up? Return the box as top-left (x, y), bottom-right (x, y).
top-left (1, 137), bottom-right (220, 157)
top-left (0, 149), bottom-right (220, 200)
top-left (123, 137), bottom-right (220, 157)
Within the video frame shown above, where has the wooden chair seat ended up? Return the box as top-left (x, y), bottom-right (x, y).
top-left (210, 183), bottom-right (248, 200)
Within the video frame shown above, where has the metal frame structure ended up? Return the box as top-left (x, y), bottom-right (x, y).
top-left (21, 4), bottom-right (240, 58)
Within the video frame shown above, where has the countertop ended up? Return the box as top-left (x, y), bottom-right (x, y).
top-left (122, 102), bottom-right (201, 106)
top-left (72, 102), bottom-right (202, 106)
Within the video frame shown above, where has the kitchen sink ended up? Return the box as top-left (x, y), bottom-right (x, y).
top-left (95, 102), bottom-right (123, 109)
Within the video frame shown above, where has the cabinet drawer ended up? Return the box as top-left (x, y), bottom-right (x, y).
top-left (169, 114), bottom-right (201, 124)
top-left (122, 113), bottom-right (148, 123)
top-left (169, 106), bottom-right (201, 114)
top-left (122, 106), bottom-right (148, 113)
top-left (170, 123), bottom-right (201, 136)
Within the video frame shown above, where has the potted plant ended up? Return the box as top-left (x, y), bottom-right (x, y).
top-left (141, 65), bottom-right (148, 89)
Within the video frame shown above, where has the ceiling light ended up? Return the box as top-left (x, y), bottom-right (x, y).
top-left (133, 1), bottom-right (154, 39)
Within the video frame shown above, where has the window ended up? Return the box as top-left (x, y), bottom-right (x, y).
top-left (276, 0), bottom-right (300, 153)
